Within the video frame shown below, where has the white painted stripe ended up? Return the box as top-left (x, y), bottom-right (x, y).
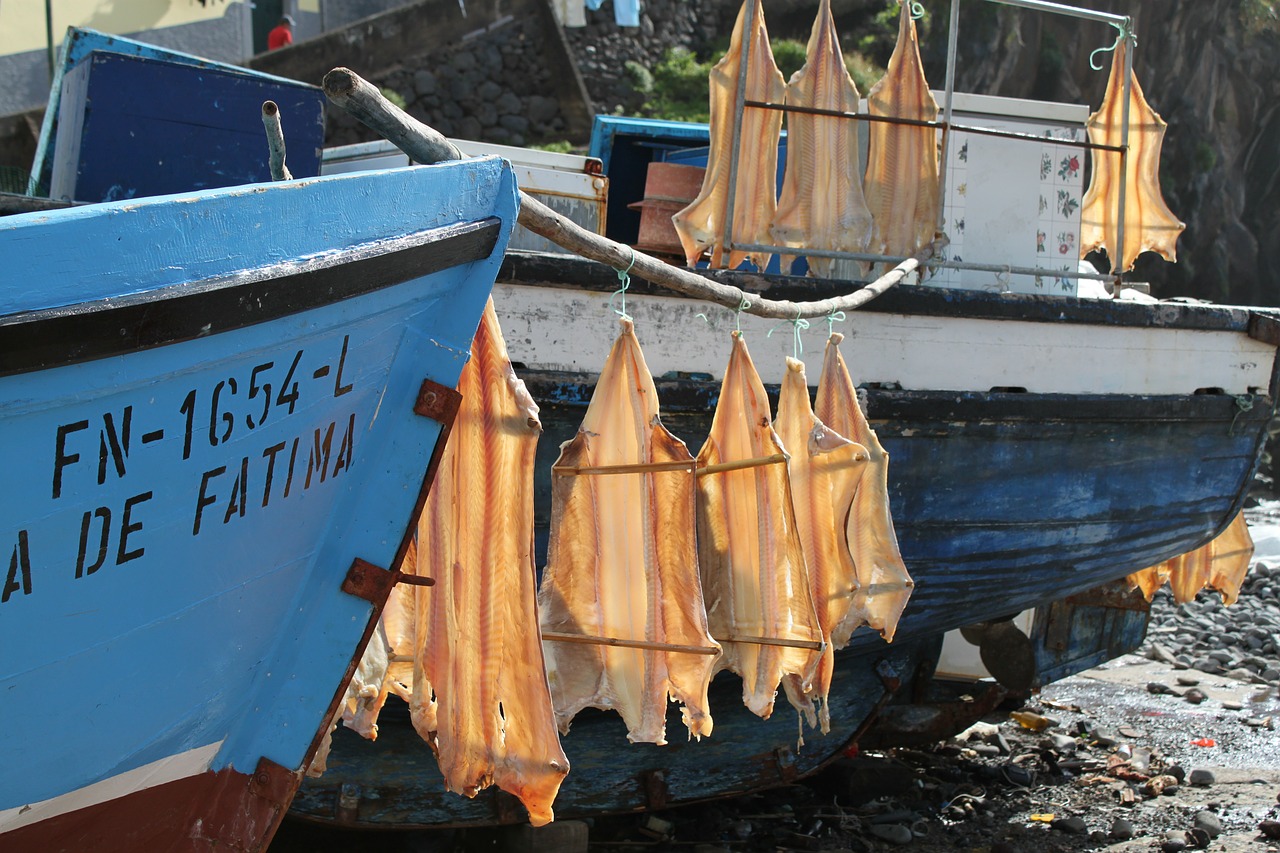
top-left (0, 741), bottom-right (224, 835)
top-left (493, 284), bottom-right (1277, 397)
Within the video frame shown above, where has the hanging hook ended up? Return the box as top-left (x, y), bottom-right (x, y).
top-left (607, 246), bottom-right (637, 321)
top-left (1089, 21), bottom-right (1130, 71)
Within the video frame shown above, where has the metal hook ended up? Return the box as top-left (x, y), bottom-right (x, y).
top-left (1089, 22), bottom-right (1129, 71)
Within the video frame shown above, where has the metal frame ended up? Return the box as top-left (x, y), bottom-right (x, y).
top-left (717, 0), bottom-right (1136, 288)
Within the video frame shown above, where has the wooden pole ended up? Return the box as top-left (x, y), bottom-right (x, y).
top-left (261, 101), bottom-right (292, 181)
top-left (321, 67), bottom-right (947, 321)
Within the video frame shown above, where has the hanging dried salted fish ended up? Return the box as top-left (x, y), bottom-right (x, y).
top-left (697, 333), bottom-right (824, 721)
top-left (773, 356), bottom-right (868, 732)
top-left (673, 0), bottom-right (785, 270)
top-left (1129, 511), bottom-right (1254, 606)
top-left (1080, 40), bottom-right (1184, 273)
top-left (771, 0), bottom-right (873, 279)
top-left (814, 333), bottom-right (914, 641)
top-left (539, 318), bottom-right (719, 745)
top-left (410, 299), bottom-right (568, 827)
top-left (863, 0), bottom-right (940, 261)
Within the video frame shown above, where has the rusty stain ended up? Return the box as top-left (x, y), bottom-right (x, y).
top-left (414, 378), bottom-right (462, 423)
top-left (248, 756), bottom-right (298, 809)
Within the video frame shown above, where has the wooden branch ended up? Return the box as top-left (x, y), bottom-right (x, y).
top-left (695, 452), bottom-right (788, 477)
top-left (552, 459), bottom-right (695, 476)
top-left (723, 635), bottom-right (825, 651)
top-left (261, 101), bottom-right (292, 181)
top-left (322, 66), bottom-right (948, 320)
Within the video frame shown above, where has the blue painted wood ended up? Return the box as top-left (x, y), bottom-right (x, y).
top-left (0, 158), bottom-right (518, 815)
top-left (49, 50), bottom-right (324, 203)
top-left (30, 28), bottom-right (317, 198)
top-left (292, 637), bottom-right (940, 827)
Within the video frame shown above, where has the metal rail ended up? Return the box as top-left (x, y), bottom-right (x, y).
top-left (716, 0), bottom-right (1136, 290)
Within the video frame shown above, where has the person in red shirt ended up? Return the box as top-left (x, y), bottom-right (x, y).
top-left (267, 15), bottom-right (294, 51)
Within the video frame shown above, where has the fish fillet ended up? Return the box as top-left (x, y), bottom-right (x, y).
top-left (773, 357), bottom-right (868, 732)
top-left (1129, 512), bottom-right (1254, 606)
top-left (814, 333), bottom-right (914, 641)
top-left (697, 333), bottom-right (824, 721)
top-left (410, 298), bottom-right (568, 827)
top-left (771, 0), bottom-right (874, 279)
top-left (672, 0), bottom-right (785, 270)
top-left (1079, 40), bottom-right (1185, 272)
top-left (863, 0), bottom-right (940, 260)
top-left (539, 318), bottom-right (719, 745)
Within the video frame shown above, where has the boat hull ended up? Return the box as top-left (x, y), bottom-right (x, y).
top-left (0, 160), bottom-right (519, 851)
top-left (288, 254), bottom-right (1278, 827)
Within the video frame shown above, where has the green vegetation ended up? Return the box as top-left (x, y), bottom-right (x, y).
top-left (380, 87), bottom-right (407, 111)
top-left (1242, 0), bottom-right (1280, 36)
top-left (636, 42), bottom-right (885, 124)
top-left (532, 140), bottom-right (575, 154)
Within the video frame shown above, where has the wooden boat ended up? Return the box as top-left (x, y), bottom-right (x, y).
top-left (0, 157), bottom-right (519, 849)
top-left (287, 0), bottom-right (1280, 828)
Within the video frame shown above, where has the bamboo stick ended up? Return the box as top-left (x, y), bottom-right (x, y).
top-left (261, 101), bottom-right (292, 181)
top-left (552, 459), bottom-right (695, 476)
top-left (321, 67), bottom-right (947, 320)
top-left (694, 452), bottom-right (788, 477)
top-left (541, 631), bottom-right (720, 656)
top-left (722, 635), bottom-right (825, 651)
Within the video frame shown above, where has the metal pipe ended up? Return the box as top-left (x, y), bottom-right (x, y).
top-left (743, 100), bottom-right (1124, 152)
top-left (721, 0), bottom-right (757, 269)
top-left (1114, 32), bottom-right (1133, 285)
top-left (44, 0), bottom-right (55, 82)
top-left (733, 241), bottom-right (1115, 282)
top-left (937, 0), bottom-right (961, 235)
top-left (982, 0), bottom-right (1128, 27)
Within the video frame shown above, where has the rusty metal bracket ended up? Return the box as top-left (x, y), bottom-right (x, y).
top-left (248, 756), bottom-right (297, 809)
top-left (414, 378), bottom-right (462, 423)
top-left (639, 768), bottom-right (669, 810)
top-left (342, 558), bottom-right (398, 602)
top-left (773, 746), bottom-right (799, 782)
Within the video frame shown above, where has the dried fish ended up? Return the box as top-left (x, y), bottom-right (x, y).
top-left (539, 318), bottom-right (719, 745)
top-left (863, 0), bottom-right (940, 261)
top-left (1129, 512), bottom-right (1254, 606)
top-left (411, 299), bottom-right (568, 827)
top-left (814, 334), bottom-right (914, 641)
top-left (774, 357), bottom-right (869, 731)
top-left (673, 0), bottom-right (785, 270)
top-left (697, 333), bottom-right (824, 721)
top-left (771, 0), bottom-right (873, 279)
top-left (1080, 40), bottom-right (1184, 273)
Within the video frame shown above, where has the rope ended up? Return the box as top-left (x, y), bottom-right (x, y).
top-left (1230, 394), bottom-right (1255, 437)
top-left (607, 246), bottom-right (637, 321)
top-left (825, 310), bottom-right (846, 338)
top-left (768, 311), bottom-right (810, 359)
top-left (908, 1), bottom-right (925, 20)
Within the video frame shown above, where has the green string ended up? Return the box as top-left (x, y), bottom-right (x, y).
top-left (908, 1), bottom-right (925, 20)
top-left (1229, 394), bottom-right (1255, 437)
top-left (825, 310), bottom-right (846, 337)
top-left (768, 312), bottom-right (810, 359)
top-left (1089, 23), bottom-right (1131, 71)
top-left (607, 246), bottom-right (637, 321)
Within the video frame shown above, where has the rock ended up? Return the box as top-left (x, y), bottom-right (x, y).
top-left (1192, 658), bottom-right (1221, 673)
top-left (412, 69), bottom-right (438, 97)
top-left (1052, 816), bottom-right (1087, 834)
top-left (1222, 700), bottom-right (1244, 710)
top-left (1263, 667), bottom-right (1280, 681)
top-left (1188, 827), bottom-right (1210, 848)
top-left (1193, 811), bottom-right (1222, 839)
top-left (1145, 775), bottom-right (1180, 796)
top-left (1047, 733), bottom-right (1077, 753)
top-left (869, 824), bottom-right (913, 845)
top-left (1148, 681), bottom-right (1176, 695)
top-left (1149, 642), bottom-right (1181, 664)
top-left (1160, 830), bottom-right (1189, 852)
top-left (1110, 817), bottom-right (1136, 839)
top-left (1166, 764), bottom-right (1187, 784)
top-left (1176, 675), bottom-right (1201, 686)
top-left (1261, 819), bottom-right (1280, 839)
top-left (1225, 667), bottom-right (1257, 681)
top-left (1189, 769), bottom-right (1215, 787)
top-left (1184, 688), bottom-right (1207, 704)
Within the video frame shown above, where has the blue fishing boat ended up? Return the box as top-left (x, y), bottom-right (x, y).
top-left (0, 158), bottom-right (519, 850)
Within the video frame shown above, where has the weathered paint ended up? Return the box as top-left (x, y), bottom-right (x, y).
top-left (0, 158), bottom-right (518, 850)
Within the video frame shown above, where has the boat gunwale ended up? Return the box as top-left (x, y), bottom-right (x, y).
top-left (499, 250), bottom-right (1274, 336)
top-left (0, 217), bottom-right (502, 378)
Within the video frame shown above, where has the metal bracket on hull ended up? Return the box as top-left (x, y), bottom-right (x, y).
top-left (414, 378), bottom-right (463, 423)
top-left (341, 558), bottom-right (400, 603)
top-left (248, 756), bottom-right (299, 809)
top-left (638, 769), bottom-right (670, 810)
